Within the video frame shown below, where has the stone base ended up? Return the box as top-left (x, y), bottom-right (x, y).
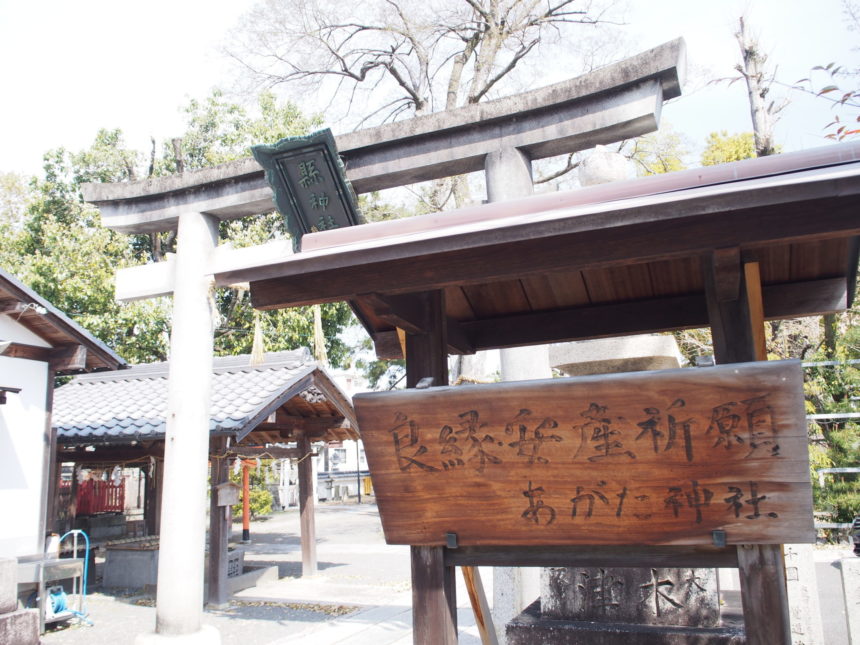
top-left (0, 558), bottom-right (16, 614)
top-left (135, 624), bottom-right (221, 645)
top-left (507, 601), bottom-right (746, 645)
top-left (0, 609), bottom-right (40, 645)
top-left (227, 564), bottom-right (278, 595)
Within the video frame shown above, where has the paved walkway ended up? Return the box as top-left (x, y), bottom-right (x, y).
top-left (42, 503), bottom-right (485, 644)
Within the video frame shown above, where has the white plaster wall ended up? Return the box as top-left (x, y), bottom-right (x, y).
top-left (0, 316), bottom-right (50, 558)
top-left (0, 315), bottom-right (52, 348)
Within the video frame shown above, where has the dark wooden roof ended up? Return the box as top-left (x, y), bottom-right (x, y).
top-left (0, 267), bottom-right (126, 372)
top-left (218, 142), bottom-right (860, 359)
top-left (55, 350), bottom-right (358, 449)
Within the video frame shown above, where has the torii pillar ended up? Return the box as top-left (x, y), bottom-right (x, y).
top-left (81, 38), bottom-right (685, 645)
top-left (138, 212), bottom-right (221, 644)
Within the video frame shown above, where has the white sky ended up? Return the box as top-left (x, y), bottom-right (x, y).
top-left (0, 0), bottom-right (856, 177)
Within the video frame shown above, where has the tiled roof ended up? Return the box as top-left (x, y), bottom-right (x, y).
top-left (54, 349), bottom-right (336, 443)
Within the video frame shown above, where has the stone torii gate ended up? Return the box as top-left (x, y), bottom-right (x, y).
top-left (83, 39), bottom-right (685, 645)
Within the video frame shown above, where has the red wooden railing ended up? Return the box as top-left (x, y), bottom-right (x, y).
top-left (76, 479), bottom-right (125, 515)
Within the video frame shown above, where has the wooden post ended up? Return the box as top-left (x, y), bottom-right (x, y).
top-left (704, 251), bottom-right (791, 645)
top-left (208, 438), bottom-right (230, 607)
top-left (462, 566), bottom-right (497, 645)
top-left (405, 291), bottom-right (448, 389)
top-left (144, 464), bottom-right (156, 537)
top-left (297, 433), bottom-right (317, 577)
top-left (241, 462), bottom-right (251, 543)
top-left (46, 428), bottom-right (59, 535)
top-left (404, 290), bottom-right (456, 644)
top-left (39, 369), bottom-right (56, 540)
top-left (411, 546), bottom-right (458, 645)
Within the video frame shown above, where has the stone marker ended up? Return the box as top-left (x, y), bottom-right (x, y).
top-left (541, 567), bottom-right (719, 627)
top-left (783, 543), bottom-right (824, 644)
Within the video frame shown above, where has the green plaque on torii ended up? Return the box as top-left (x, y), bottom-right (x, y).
top-left (252, 129), bottom-right (363, 251)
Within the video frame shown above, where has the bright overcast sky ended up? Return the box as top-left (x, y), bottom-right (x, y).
top-left (0, 0), bottom-right (856, 177)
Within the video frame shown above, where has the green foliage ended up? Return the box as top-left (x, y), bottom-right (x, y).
top-left (156, 90), bottom-right (323, 174)
top-left (804, 285), bottom-right (860, 523)
top-left (700, 131), bottom-right (756, 166)
top-left (230, 461), bottom-right (275, 519)
top-left (232, 488), bottom-right (274, 520)
top-left (0, 132), bottom-right (171, 363)
top-left (0, 90), bottom-right (354, 368)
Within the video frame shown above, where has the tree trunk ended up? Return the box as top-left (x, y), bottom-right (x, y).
top-left (736, 17), bottom-right (777, 157)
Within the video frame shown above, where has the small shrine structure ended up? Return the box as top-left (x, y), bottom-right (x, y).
top-left (52, 349), bottom-right (357, 605)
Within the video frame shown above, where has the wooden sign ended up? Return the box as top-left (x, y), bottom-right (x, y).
top-left (354, 361), bottom-right (814, 546)
top-left (215, 481), bottom-right (241, 507)
top-left (251, 129), bottom-right (362, 251)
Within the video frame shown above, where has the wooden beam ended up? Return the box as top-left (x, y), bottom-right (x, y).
top-left (363, 293), bottom-right (474, 355)
top-left (362, 293), bottom-right (433, 334)
top-left (745, 262), bottom-right (767, 361)
top-left (50, 345), bottom-right (87, 372)
top-left (462, 566), bottom-right (497, 645)
top-left (373, 330), bottom-right (404, 360)
top-left (0, 342), bottom-right (51, 362)
top-left (263, 416), bottom-right (349, 439)
top-left (207, 437), bottom-right (230, 607)
top-left (56, 445), bottom-right (165, 463)
top-left (445, 545), bottom-right (739, 569)
top-left (297, 434), bottom-right (317, 577)
top-left (449, 277), bottom-right (848, 353)
top-left (0, 301), bottom-right (28, 316)
top-left (705, 251), bottom-right (758, 365)
top-left (712, 247), bottom-right (741, 301)
top-left (405, 291), bottom-right (449, 389)
top-left (0, 342), bottom-right (88, 372)
top-left (225, 446), bottom-right (304, 459)
top-left (245, 197), bottom-right (860, 311)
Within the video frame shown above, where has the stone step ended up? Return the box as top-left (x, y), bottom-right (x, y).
top-left (0, 609), bottom-right (40, 645)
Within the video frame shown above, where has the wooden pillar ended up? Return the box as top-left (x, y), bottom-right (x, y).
top-left (207, 438), bottom-right (230, 608)
top-left (297, 433), bottom-right (317, 577)
top-left (143, 459), bottom-right (163, 536)
top-left (39, 369), bottom-right (56, 541)
top-left (45, 428), bottom-right (59, 535)
top-left (69, 464), bottom-right (79, 534)
top-left (405, 291), bottom-right (448, 389)
top-left (143, 465), bottom-right (156, 537)
top-left (411, 546), bottom-right (458, 645)
top-left (241, 463), bottom-right (251, 543)
top-left (704, 251), bottom-right (791, 645)
top-left (405, 290), bottom-right (456, 645)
